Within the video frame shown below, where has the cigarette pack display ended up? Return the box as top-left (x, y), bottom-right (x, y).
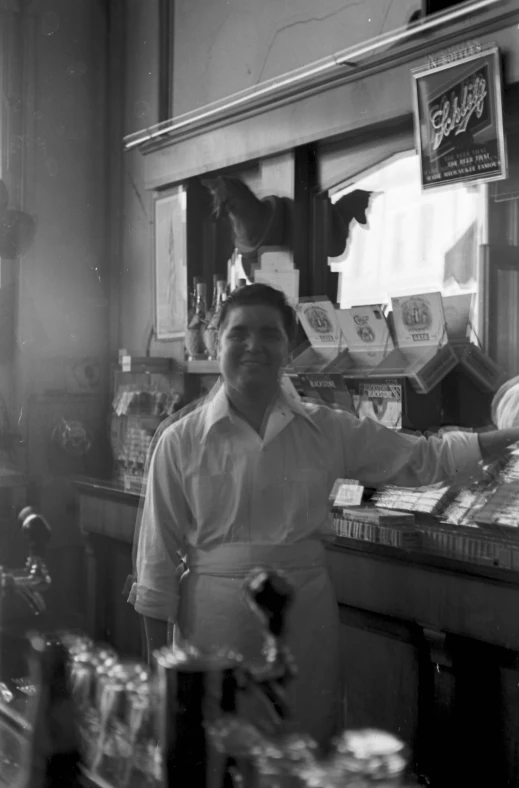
top-left (474, 481), bottom-right (519, 528)
top-left (377, 525), bottom-right (420, 548)
top-left (372, 484), bottom-right (453, 515)
top-left (337, 506), bottom-right (415, 526)
top-left (332, 515), bottom-right (420, 548)
top-left (442, 487), bottom-right (496, 527)
top-left (417, 522), bottom-right (517, 569)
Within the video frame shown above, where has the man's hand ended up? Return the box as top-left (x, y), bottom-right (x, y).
top-left (477, 428), bottom-right (519, 462)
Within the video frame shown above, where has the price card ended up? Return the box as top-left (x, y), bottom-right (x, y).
top-left (329, 478), bottom-right (364, 508)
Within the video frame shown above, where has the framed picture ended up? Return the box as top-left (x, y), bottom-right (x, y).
top-left (412, 45), bottom-right (507, 190)
top-left (153, 187), bottom-right (187, 339)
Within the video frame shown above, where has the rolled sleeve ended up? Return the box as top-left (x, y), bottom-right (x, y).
top-left (131, 428), bottom-right (191, 622)
top-left (440, 430), bottom-right (482, 479)
top-left (334, 411), bottom-right (483, 488)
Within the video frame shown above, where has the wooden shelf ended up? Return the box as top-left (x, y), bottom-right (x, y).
top-left (186, 359), bottom-right (220, 374)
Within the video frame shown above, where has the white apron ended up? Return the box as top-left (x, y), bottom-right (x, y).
top-left (176, 540), bottom-right (341, 746)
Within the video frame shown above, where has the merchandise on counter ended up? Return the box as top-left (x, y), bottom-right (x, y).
top-left (329, 478), bottom-right (364, 508)
top-left (497, 448), bottom-right (519, 482)
top-left (372, 484), bottom-right (453, 516)
top-left (332, 514), bottom-right (420, 549)
top-left (337, 506), bottom-right (416, 527)
top-left (417, 521), bottom-right (518, 569)
top-left (441, 486), bottom-right (496, 527)
top-left (474, 481), bottom-right (519, 528)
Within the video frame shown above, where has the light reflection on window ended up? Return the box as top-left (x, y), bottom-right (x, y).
top-left (330, 152), bottom-right (486, 333)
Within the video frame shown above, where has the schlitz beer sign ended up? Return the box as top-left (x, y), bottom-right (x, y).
top-left (412, 46), bottom-right (507, 189)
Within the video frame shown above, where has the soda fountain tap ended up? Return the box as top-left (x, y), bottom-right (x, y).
top-left (0, 508), bottom-right (52, 618)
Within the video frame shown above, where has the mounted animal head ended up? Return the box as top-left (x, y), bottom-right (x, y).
top-left (326, 189), bottom-right (373, 258)
top-left (201, 175), bottom-right (287, 254)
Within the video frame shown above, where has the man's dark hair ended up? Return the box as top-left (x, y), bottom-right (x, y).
top-left (217, 283), bottom-right (297, 342)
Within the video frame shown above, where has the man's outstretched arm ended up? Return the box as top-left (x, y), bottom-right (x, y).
top-left (478, 427), bottom-right (519, 461)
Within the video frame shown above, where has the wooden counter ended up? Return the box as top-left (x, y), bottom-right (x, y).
top-left (75, 478), bottom-right (519, 786)
top-left (74, 478), bottom-right (143, 659)
top-left (327, 538), bottom-right (519, 787)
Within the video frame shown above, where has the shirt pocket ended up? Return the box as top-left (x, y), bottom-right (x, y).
top-left (190, 471), bottom-right (235, 535)
top-left (282, 466), bottom-right (330, 528)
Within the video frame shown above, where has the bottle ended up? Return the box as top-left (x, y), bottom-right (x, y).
top-left (155, 647), bottom-right (238, 788)
top-left (185, 280), bottom-right (208, 361)
top-left (203, 278), bottom-right (227, 360)
top-left (203, 275), bottom-right (219, 342)
top-left (24, 633), bottom-right (84, 788)
top-left (187, 276), bottom-right (203, 321)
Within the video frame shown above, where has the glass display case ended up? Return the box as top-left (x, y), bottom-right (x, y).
top-left (110, 357), bottom-right (183, 493)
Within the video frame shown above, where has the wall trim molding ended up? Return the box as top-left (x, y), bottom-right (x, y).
top-left (125, 1), bottom-right (519, 157)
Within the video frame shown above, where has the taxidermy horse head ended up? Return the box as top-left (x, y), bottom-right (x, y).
top-left (201, 176), bottom-right (286, 255)
top-left (326, 190), bottom-right (373, 258)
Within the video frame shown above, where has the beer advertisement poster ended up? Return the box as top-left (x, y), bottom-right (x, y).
top-left (412, 46), bottom-right (507, 190)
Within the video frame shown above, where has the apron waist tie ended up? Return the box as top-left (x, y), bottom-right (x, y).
top-left (185, 540), bottom-right (326, 578)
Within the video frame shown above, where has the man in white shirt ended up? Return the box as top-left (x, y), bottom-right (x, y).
top-left (131, 283), bottom-right (519, 746)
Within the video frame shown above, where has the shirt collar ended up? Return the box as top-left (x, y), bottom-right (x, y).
top-left (200, 377), bottom-right (317, 442)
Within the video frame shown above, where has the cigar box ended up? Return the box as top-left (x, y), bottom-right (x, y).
top-left (296, 296), bottom-right (344, 354)
top-left (334, 305), bottom-right (394, 376)
top-left (373, 292), bottom-right (458, 394)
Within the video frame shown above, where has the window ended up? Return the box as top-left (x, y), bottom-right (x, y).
top-left (330, 151), bottom-right (487, 336)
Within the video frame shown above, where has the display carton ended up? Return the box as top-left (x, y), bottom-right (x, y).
top-left (335, 305), bottom-right (394, 375)
top-left (374, 292), bottom-right (458, 394)
top-left (291, 296), bottom-right (345, 372)
top-left (443, 293), bottom-right (505, 392)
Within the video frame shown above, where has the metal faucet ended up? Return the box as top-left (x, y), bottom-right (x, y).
top-left (0, 507), bottom-right (52, 618)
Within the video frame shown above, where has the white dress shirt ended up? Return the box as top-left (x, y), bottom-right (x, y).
top-left (132, 384), bottom-right (482, 622)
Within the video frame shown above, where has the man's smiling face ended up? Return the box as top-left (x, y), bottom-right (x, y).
top-left (218, 304), bottom-right (290, 394)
